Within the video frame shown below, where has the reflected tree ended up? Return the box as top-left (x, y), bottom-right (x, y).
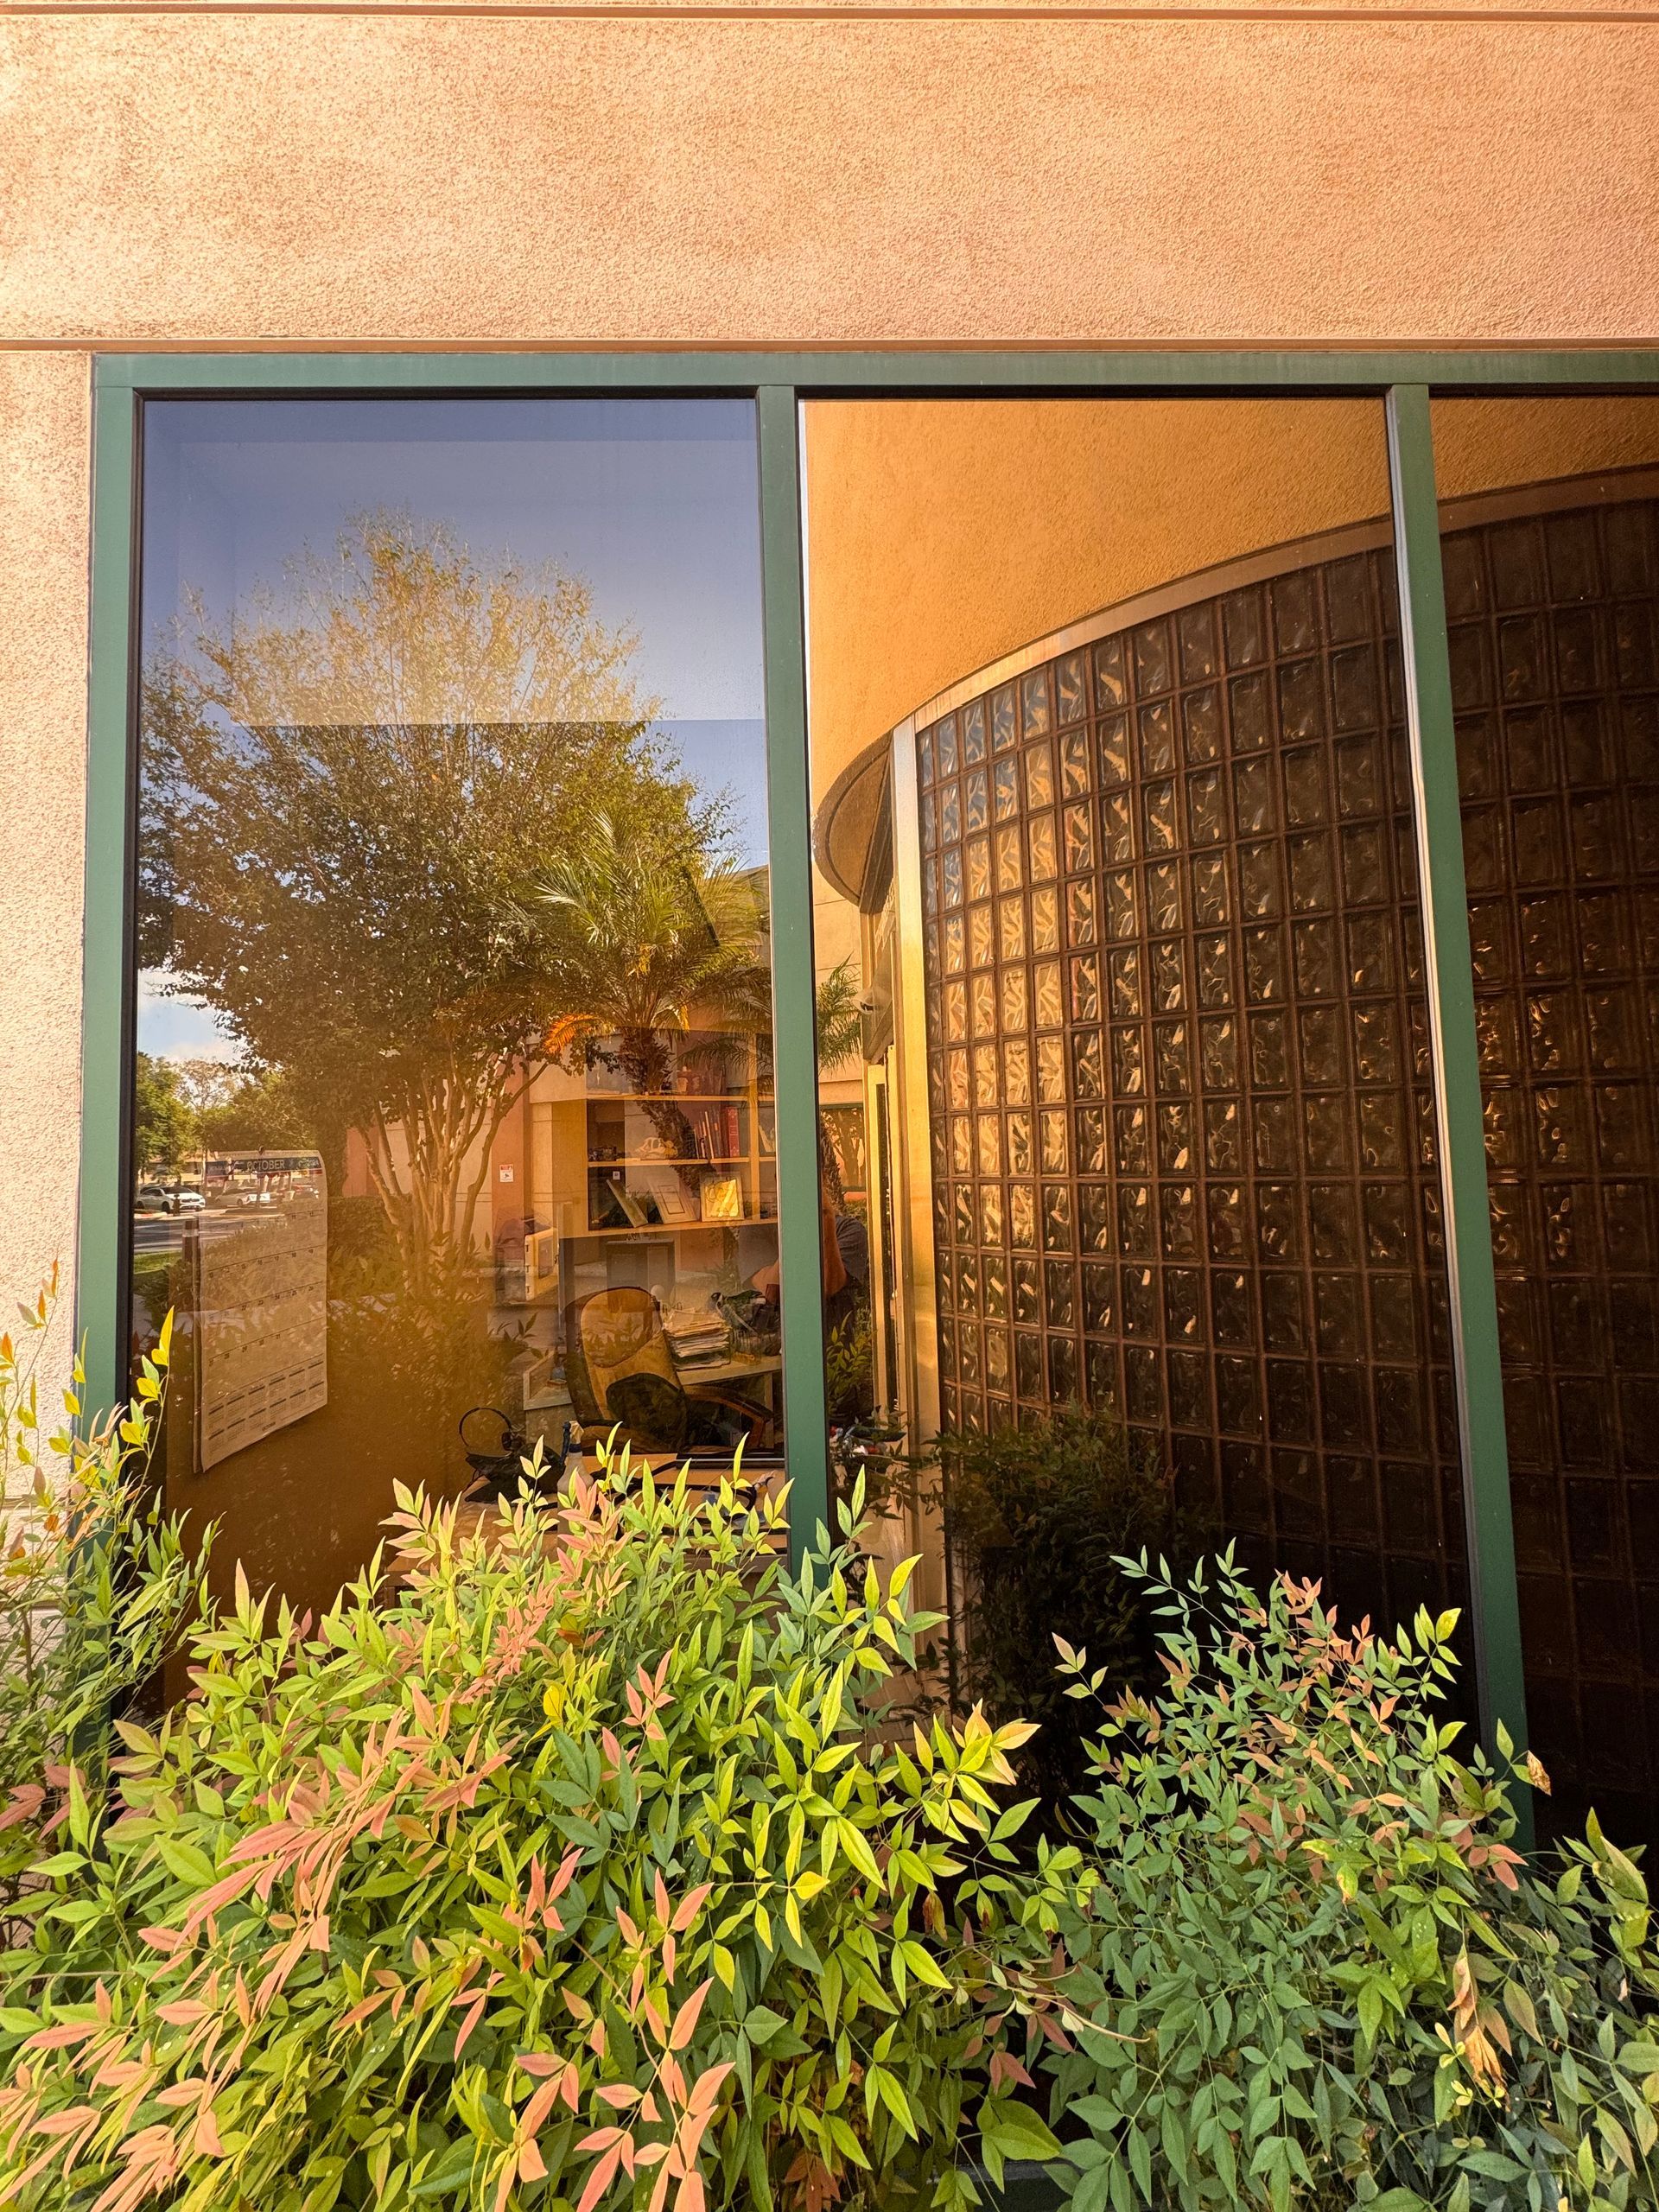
top-left (139, 511), bottom-right (709, 1286)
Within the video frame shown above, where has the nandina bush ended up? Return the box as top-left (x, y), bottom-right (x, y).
top-left (0, 1449), bottom-right (1054, 2212)
top-left (995, 1554), bottom-right (1659, 2212)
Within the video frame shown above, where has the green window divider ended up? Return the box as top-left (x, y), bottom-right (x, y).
top-left (1386, 385), bottom-right (1530, 1799)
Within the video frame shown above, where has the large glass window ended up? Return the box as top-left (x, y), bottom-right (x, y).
top-left (806, 399), bottom-right (1470, 1806)
top-left (131, 399), bottom-right (781, 1616)
top-left (1433, 395), bottom-right (1659, 1847)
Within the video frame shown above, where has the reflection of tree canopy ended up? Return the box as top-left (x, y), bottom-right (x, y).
top-left (138, 511), bottom-right (729, 1279)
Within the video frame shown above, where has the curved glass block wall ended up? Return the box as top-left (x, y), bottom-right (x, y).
top-left (911, 545), bottom-right (1465, 1630)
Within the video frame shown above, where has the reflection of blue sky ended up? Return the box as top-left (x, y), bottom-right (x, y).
top-left (139, 399), bottom-right (772, 1061)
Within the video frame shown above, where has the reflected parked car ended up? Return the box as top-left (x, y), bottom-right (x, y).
top-left (134, 1183), bottom-right (171, 1213)
top-left (174, 1188), bottom-right (207, 1212)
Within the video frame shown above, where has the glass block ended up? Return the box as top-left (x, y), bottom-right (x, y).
top-left (1037, 1035), bottom-right (1066, 1103)
top-left (1304, 1096), bottom-right (1351, 1173)
top-left (1134, 619), bottom-right (1173, 699)
top-left (1114, 1102), bottom-right (1149, 1175)
top-left (1283, 747), bottom-right (1329, 828)
top-left (1109, 946), bottom-right (1142, 1018)
top-left (1061, 728), bottom-right (1091, 797)
top-left (1039, 1107), bottom-right (1069, 1176)
top-left (966, 836), bottom-right (991, 902)
top-left (1256, 1182), bottom-right (1300, 1263)
top-left (991, 684), bottom-right (1016, 753)
top-left (944, 979), bottom-right (967, 1041)
top-left (936, 715), bottom-right (959, 779)
top-left (1098, 711), bottom-right (1130, 787)
top-left (1007, 1109), bottom-right (1033, 1176)
top-left (1024, 741), bottom-right (1054, 811)
top-left (1334, 733), bottom-right (1383, 821)
top-left (993, 756), bottom-right (1020, 822)
top-left (1250, 1011), bottom-right (1290, 1090)
top-left (1520, 894), bottom-right (1573, 977)
top-left (994, 825), bottom-right (1021, 893)
top-left (1071, 1029), bottom-right (1103, 1099)
top-left (976, 1114), bottom-right (1002, 1179)
top-left (1022, 669), bottom-right (1052, 739)
top-left (1184, 684), bottom-right (1223, 765)
top-left (1043, 1184), bottom-right (1073, 1253)
top-left (1122, 1262), bottom-right (1156, 1332)
top-left (940, 849), bottom-right (962, 911)
top-left (1234, 755), bottom-right (1275, 837)
top-left (1360, 1093), bottom-right (1406, 1171)
top-left (1154, 1020), bottom-right (1191, 1095)
top-left (984, 1325), bottom-right (1010, 1391)
top-left (1080, 1184), bottom-right (1112, 1252)
top-left (1148, 864), bottom-right (1181, 935)
top-left (1229, 669), bottom-right (1272, 750)
top-left (1273, 569), bottom-right (1319, 656)
top-left (1100, 787), bottom-right (1135, 864)
top-left (1108, 871), bottom-right (1139, 941)
top-left (1554, 607), bottom-right (1601, 695)
top-left (1070, 952), bottom-right (1101, 1024)
top-left (941, 912), bottom-right (964, 976)
top-left (1009, 1183), bottom-right (1036, 1249)
top-left (939, 782), bottom-right (962, 847)
top-left (1188, 767), bottom-right (1227, 845)
top-left (1143, 779), bottom-right (1178, 856)
top-left (1031, 887), bottom-right (1060, 954)
top-left (997, 893), bottom-right (1025, 963)
top-left (1117, 1185), bottom-right (1153, 1259)
top-left (1339, 823), bottom-right (1387, 907)
top-left (1253, 1094), bottom-right (1297, 1173)
top-left (1150, 939), bottom-right (1185, 1013)
top-left (1139, 700), bottom-right (1176, 778)
top-left (970, 971), bottom-right (996, 1038)
top-left (1001, 1039), bottom-right (1028, 1105)
top-left (1111, 1025), bottom-right (1145, 1097)
top-left (979, 1182), bottom-right (1005, 1247)
top-left (1289, 833), bottom-right (1336, 913)
top-left (947, 1048), bottom-right (970, 1112)
top-left (1571, 793), bottom-right (1627, 883)
top-left (1299, 1006), bottom-right (1345, 1087)
top-left (1162, 1185), bottom-right (1199, 1260)
top-left (1057, 651), bottom-right (1088, 728)
top-left (1332, 644), bottom-right (1380, 734)
top-left (968, 903), bottom-right (994, 971)
top-left (918, 728), bottom-right (935, 788)
top-left (1197, 933), bottom-right (1234, 1009)
top-left (1168, 1351), bottom-right (1211, 1429)
top-left (952, 1185), bottom-right (974, 1246)
top-left (1014, 1332), bottom-right (1043, 1399)
top-left (1192, 854), bottom-right (1231, 928)
top-left (950, 1115), bottom-right (973, 1176)
top-left (1157, 1100), bottom-right (1193, 1176)
top-left (1212, 1273), bottom-right (1255, 1350)
top-left (1033, 960), bottom-right (1063, 1029)
top-left (1279, 659), bottom-right (1326, 744)
top-left (1364, 1185), bottom-right (1412, 1266)
top-left (983, 1250), bottom-right (1008, 1318)
top-left (1309, 1185), bottom-right (1358, 1265)
top-left (1082, 1261), bottom-right (1114, 1333)
top-left (1065, 801), bottom-right (1095, 875)
top-left (922, 791), bottom-right (938, 852)
top-left (1207, 1183), bottom-right (1246, 1262)
top-left (1239, 842), bottom-right (1281, 920)
top-left (1075, 1104), bottom-right (1107, 1174)
top-left (964, 767), bottom-right (988, 834)
top-left (1245, 926), bottom-right (1287, 1005)
top-left (1498, 613), bottom-right (1548, 702)
top-left (1065, 880), bottom-right (1097, 949)
top-left (1513, 799), bottom-right (1566, 885)
top-left (1094, 635), bottom-right (1128, 712)
top-left (1223, 586), bottom-right (1267, 668)
top-left (1199, 1014), bottom-right (1238, 1090)
top-left (1586, 985), bottom-right (1640, 1071)
top-left (962, 696), bottom-right (987, 764)
top-left (1205, 1099), bottom-right (1243, 1173)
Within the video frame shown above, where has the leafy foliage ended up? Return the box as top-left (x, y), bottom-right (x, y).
top-left (0, 1450), bottom-right (1052, 2212)
top-left (131, 1053), bottom-right (196, 1182)
top-left (0, 1274), bottom-right (198, 1928)
top-left (1000, 1554), bottom-right (1659, 2212)
top-left (935, 1407), bottom-right (1190, 1808)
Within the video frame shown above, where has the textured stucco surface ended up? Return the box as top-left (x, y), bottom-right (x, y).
top-left (1, 16), bottom-right (1658, 346)
top-left (0, 3), bottom-right (1656, 1385)
top-left (0, 353), bottom-right (90, 1416)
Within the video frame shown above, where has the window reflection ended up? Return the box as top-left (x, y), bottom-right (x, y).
top-left (132, 400), bottom-right (779, 1616)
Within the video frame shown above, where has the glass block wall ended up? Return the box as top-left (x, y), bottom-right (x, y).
top-left (916, 546), bottom-right (1471, 1637)
top-left (1443, 490), bottom-right (1659, 1843)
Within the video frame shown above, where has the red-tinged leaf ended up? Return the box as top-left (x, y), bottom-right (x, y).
top-left (676, 2168), bottom-right (707, 2212)
top-left (33, 2103), bottom-right (101, 2135)
top-left (155, 2079), bottom-right (209, 2109)
top-left (654, 1868), bottom-right (671, 1925)
top-left (156, 2002), bottom-right (212, 2027)
top-left (548, 1847), bottom-right (583, 1900)
top-left (988, 2049), bottom-right (1033, 2093)
top-left (668, 1982), bottom-right (712, 2053)
top-left (25, 2023), bottom-right (99, 2052)
top-left (670, 1885), bottom-right (712, 1935)
top-left (685, 2063), bottom-right (734, 2120)
top-left (576, 2142), bottom-right (625, 2212)
top-left (617, 1910), bottom-right (640, 1947)
top-left (518, 2139), bottom-right (548, 2184)
top-left (518, 2052), bottom-right (563, 2077)
top-left (597, 2085), bottom-right (641, 2109)
top-left (454, 1992), bottom-right (488, 2058)
top-left (193, 2107), bottom-right (225, 2159)
top-left (578, 2127), bottom-right (627, 2155)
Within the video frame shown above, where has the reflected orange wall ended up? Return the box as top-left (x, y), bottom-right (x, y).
top-left (804, 397), bottom-right (1659, 816)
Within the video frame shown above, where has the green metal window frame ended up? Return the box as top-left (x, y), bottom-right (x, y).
top-left (81, 346), bottom-right (1659, 1754)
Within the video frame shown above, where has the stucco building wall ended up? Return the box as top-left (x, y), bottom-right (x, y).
top-left (0, 3), bottom-right (1656, 1358)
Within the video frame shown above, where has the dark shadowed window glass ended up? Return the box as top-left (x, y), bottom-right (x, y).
top-left (131, 399), bottom-right (781, 1618)
top-left (1433, 394), bottom-right (1659, 1852)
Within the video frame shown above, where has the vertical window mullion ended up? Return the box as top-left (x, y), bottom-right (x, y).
top-left (78, 369), bottom-right (141, 1425)
top-left (757, 385), bottom-right (830, 1560)
top-left (1387, 382), bottom-right (1530, 1775)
